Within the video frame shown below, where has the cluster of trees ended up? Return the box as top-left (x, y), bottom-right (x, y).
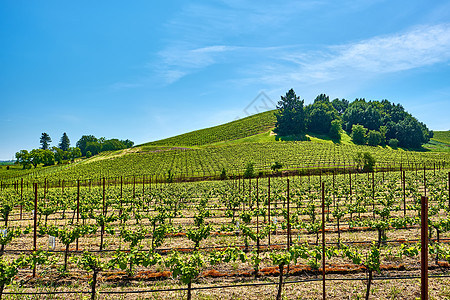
top-left (274, 89), bottom-right (432, 148)
top-left (15, 133), bottom-right (134, 169)
top-left (76, 135), bottom-right (134, 157)
top-left (342, 99), bottom-right (432, 148)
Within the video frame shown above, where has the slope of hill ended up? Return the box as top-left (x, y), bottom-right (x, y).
top-left (423, 131), bottom-right (450, 152)
top-left (432, 131), bottom-right (450, 144)
top-left (3, 113), bottom-right (450, 184)
top-left (141, 110), bottom-right (276, 147)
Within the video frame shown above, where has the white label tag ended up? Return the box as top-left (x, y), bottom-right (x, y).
top-left (49, 235), bottom-right (56, 250)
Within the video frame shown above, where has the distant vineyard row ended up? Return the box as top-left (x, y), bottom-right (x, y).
top-left (3, 141), bottom-right (450, 184)
top-left (142, 110), bottom-right (276, 147)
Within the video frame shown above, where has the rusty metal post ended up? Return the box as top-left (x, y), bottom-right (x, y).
top-left (268, 176), bottom-right (271, 247)
top-left (322, 182), bottom-right (326, 300)
top-left (403, 171), bottom-right (406, 217)
top-left (33, 183), bottom-right (38, 277)
top-left (424, 165), bottom-right (426, 197)
top-left (287, 178), bottom-right (290, 250)
top-left (421, 196), bottom-right (428, 300)
top-left (76, 180), bottom-right (80, 251)
top-left (19, 178), bottom-right (23, 220)
top-left (256, 177), bottom-right (259, 254)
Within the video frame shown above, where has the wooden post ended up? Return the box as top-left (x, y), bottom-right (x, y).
top-left (33, 183), bottom-right (38, 278)
top-left (372, 172), bottom-right (375, 218)
top-left (76, 180), bottom-right (80, 251)
top-left (268, 176), bottom-right (271, 247)
top-left (421, 196), bottom-right (428, 300)
top-left (256, 177), bottom-right (259, 254)
top-left (142, 175), bottom-right (145, 198)
top-left (322, 182), bottom-right (326, 300)
top-left (20, 178), bottom-right (23, 220)
top-left (133, 176), bottom-right (136, 199)
top-left (287, 179), bottom-right (290, 250)
top-left (120, 176), bottom-right (123, 199)
top-left (403, 171), bottom-right (406, 217)
top-left (424, 165), bottom-right (426, 197)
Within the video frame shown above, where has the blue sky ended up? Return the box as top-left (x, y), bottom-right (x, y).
top-left (1, 1), bottom-right (450, 160)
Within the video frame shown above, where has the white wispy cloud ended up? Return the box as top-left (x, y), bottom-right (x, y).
top-left (156, 44), bottom-right (239, 84)
top-left (255, 23), bottom-right (450, 86)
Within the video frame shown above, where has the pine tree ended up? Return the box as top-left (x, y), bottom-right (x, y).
top-left (59, 132), bottom-right (70, 151)
top-left (40, 133), bottom-right (52, 150)
top-left (273, 89), bottom-right (306, 136)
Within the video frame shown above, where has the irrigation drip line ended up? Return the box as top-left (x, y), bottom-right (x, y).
top-left (4, 237), bottom-right (450, 255)
top-left (4, 273), bottom-right (450, 296)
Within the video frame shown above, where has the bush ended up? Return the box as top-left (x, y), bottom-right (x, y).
top-left (271, 161), bottom-right (283, 173)
top-left (367, 130), bottom-right (382, 146)
top-left (243, 162), bottom-right (255, 178)
top-left (86, 151), bottom-right (92, 158)
top-left (220, 168), bottom-right (227, 180)
top-left (388, 138), bottom-right (399, 149)
top-left (354, 152), bottom-right (376, 172)
top-left (329, 119), bottom-right (342, 142)
top-left (351, 124), bottom-right (367, 145)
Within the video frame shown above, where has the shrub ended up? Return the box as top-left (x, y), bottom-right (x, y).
top-left (220, 168), bottom-right (227, 180)
top-left (354, 152), bottom-right (376, 172)
top-left (329, 119), bottom-right (342, 142)
top-left (388, 138), bottom-right (399, 149)
top-left (367, 130), bottom-right (382, 146)
top-left (351, 124), bottom-right (367, 145)
top-left (243, 162), bottom-right (255, 178)
top-left (271, 161), bottom-right (283, 173)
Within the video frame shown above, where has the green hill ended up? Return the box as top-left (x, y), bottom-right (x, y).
top-left (423, 131), bottom-right (450, 152)
top-left (432, 131), bottom-right (450, 144)
top-left (141, 110), bottom-right (276, 147)
top-left (3, 112), bottom-right (450, 184)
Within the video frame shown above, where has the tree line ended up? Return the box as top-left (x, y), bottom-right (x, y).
top-left (15, 133), bottom-right (134, 169)
top-left (274, 89), bottom-right (433, 148)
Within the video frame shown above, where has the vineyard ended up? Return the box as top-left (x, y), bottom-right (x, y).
top-left (141, 110), bottom-right (277, 147)
top-left (432, 131), bottom-right (450, 145)
top-left (3, 141), bottom-right (450, 186)
top-left (1, 168), bottom-right (450, 299)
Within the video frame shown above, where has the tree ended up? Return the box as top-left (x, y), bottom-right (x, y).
top-left (86, 141), bottom-right (102, 156)
top-left (101, 139), bottom-right (126, 152)
top-left (76, 135), bottom-right (98, 156)
top-left (367, 130), bottom-right (382, 146)
top-left (29, 149), bottom-right (44, 168)
top-left (395, 117), bottom-right (430, 148)
top-left (121, 139), bottom-right (134, 148)
top-left (305, 94), bottom-right (339, 134)
top-left (379, 126), bottom-right (387, 146)
top-left (331, 98), bottom-right (349, 114)
top-left (329, 119), bottom-right (342, 142)
top-left (273, 89), bottom-right (306, 136)
top-left (15, 150), bottom-right (31, 169)
top-left (58, 133), bottom-right (70, 151)
top-left (271, 161), bottom-right (283, 173)
top-left (69, 147), bottom-right (82, 161)
top-left (351, 124), bottom-right (367, 145)
top-left (40, 149), bottom-right (55, 166)
top-left (243, 162), bottom-right (255, 178)
top-left (39, 133), bottom-right (51, 150)
top-left (354, 152), bottom-right (376, 172)
top-left (388, 138), bottom-right (399, 149)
